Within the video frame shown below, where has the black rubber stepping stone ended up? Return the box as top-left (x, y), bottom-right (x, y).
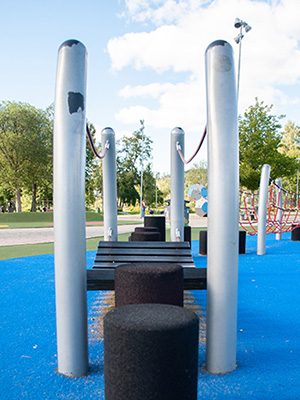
top-left (115, 263), bottom-right (183, 307)
top-left (104, 303), bottom-right (199, 400)
top-left (144, 215), bottom-right (166, 241)
top-left (131, 231), bottom-right (161, 241)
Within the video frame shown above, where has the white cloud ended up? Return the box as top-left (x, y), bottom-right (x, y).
top-left (124, 0), bottom-right (212, 25)
top-left (108, 24), bottom-right (202, 73)
top-left (115, 77), bottom-right (206, 133)
top-left (109, 0), bottom-right (300, 167)
top-left (119, 83), bottom-right (176, 98)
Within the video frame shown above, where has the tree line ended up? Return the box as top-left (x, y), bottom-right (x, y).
top-left (1, 98), bottom-right (300, 213)
top-left (0, 101), bottom-right (163, 212)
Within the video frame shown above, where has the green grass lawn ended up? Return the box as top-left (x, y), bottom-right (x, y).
top-left (0, 211), bottom-right (104, 229)
top-left (0, 211), bottom-right (142, 229)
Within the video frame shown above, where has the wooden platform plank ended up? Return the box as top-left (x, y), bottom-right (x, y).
top-left (93, 240), bottom-right (195, 269)
top-left (96, 248), bottom-right (192, 256)
top-left (95, 254), bottom-right (193, 262)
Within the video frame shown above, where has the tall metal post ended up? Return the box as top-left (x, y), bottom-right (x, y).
top-left (257, 164), bottom-right (271, 255)
top-left (53, 40), bottom-right (89, 376)
top-left (205, 40), bottom-right (239, 374)
top-left (275, 178), bottom-right (282, 241)
top-left (170, 127), bottom-right (185, 242)
top-left (102, 127), bottom-right (118, 241)
top-left (155, 173), bottom-right (158, 214)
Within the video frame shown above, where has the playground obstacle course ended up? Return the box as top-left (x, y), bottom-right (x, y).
top-left (53, 38), bottom-right (239, 383)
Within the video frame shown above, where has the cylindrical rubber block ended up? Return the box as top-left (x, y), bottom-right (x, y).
top-left (144, 215), bottom-right (166, 241)
top-left (291, 224), bottom-right (300, 241)
top-left (115, 263), bottom-right (183, 307)
top-left (184, 225), bottom-right (191, 246)
top-left (199, 230), bottom-right (246, 254)
top-left (134, 226), bottom-right (159, 233)
top-left (239, 230), bottom-right (246, 254)
top-left (199, 230), bottom-right (207, 255)
top-left (104, 303), bottom-right (199, 400)
top-left (131, 231), bottom-right (161, 241)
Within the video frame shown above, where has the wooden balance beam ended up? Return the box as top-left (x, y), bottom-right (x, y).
top-left (87, 241), bottom-right (207, 291)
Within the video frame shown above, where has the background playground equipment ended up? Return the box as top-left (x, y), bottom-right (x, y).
top-left (240, 180), bottom-right (300, 236)
top-left (53, 39), bottom-right (239, 377)
top-left (188, 183), bottom-right (208, 217)
top-left (239, 164), bottom-right (300, 255)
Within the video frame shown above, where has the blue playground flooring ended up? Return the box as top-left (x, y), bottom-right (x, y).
top-left (0, 233), bottom-right (299, 399)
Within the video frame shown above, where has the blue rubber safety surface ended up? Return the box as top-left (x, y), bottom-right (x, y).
top-left (0, 233), bottom-right (300, 399)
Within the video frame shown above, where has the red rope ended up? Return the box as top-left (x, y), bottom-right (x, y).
top-left (86, 123), bottom-right (109, 159)
top-left (239, 182), bottom-right (300, 236)
top-left (177, 126), bottom-right (207, 164)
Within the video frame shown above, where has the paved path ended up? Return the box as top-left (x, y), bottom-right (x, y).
top-left (0, 225), bottom-right (141, 247)
top-left (0, 215), bottom-right (207, 247)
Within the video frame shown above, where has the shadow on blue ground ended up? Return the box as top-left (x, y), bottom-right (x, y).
top-left (0, 233), bottom-right (299, 399)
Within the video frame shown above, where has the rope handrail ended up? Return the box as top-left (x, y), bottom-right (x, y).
top-left (86, 123), bottom-right (109, 159)
top-left (270, 178), bottom-right (300, 196)
top-left (176, 126), bottom-right (207, 165)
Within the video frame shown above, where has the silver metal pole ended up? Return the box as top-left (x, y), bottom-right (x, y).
top-left (102, 127), bottom-right (118, 241)
top-left (53, 40), bottom-right (89, 377)
top-left (236, 30), bottom-right (242, 102)
top-left (155, 173), bottom-right (158, 214)
top-left (170, 127), bottom-right (185, 242)
top-left (140, 120), bottom-right (145, 218)
top-left (205, 40), bottom-right (239, 374)
top-left (275, 178), bottom-right (282, 241)
top-left (140, 170), bottom-right (144, 218)
top-left (257, 164), bottom-right (271, 255)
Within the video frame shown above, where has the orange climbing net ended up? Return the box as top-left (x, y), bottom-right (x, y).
top-left (239, 180), bottom-right (300, 235)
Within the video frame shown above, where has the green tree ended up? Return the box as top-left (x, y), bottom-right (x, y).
top-left (142, 166), bottom-right (164, 208)
top-left (279, 121), bottom-right (300, 192)
top-left (85, 122), bottom-right (103, 208)
top-left (0, 101), bottom-right (53, 212)
top-left (117, 121), bottom-right (153, 208)
top-left (279, 121), bottom-right (300, 158)
top-left (157, 174), bottom-right (171, 202)
top-left (184, 161), bottom-right (208, 198)
top-left (239, 98), bottom-right (297, 190)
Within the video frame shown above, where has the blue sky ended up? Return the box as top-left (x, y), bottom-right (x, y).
top-left (1, 0), bottom-right (300, 174)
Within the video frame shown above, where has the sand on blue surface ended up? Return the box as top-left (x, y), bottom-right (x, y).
top-left (0, 233), bottom-right (299, 399)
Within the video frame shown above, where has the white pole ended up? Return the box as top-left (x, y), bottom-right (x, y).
top-left (257, 164), bottom-right (271, 255)
top-left (275, 178), bottom-right (282, 241)
top-left (170, 127), bottom-right (185, 242)
top-left (155, 173), bottom-right (158, 214)
top-left (205, 40), bottom-right (239, 374)
top-left (53, 40), bottom-right (89, 377)
top-left (139, 120), bottom-right (145, 218)
top-left (102, 128), bottom-right (118, 241)
top-left (236, 29), bottom-right (242, 102)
